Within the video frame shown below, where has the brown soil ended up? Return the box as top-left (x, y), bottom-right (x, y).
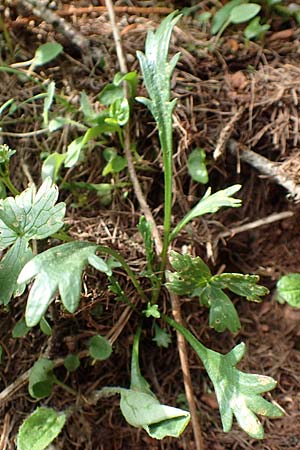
top-left (1, 1), bottom-right (300, 449)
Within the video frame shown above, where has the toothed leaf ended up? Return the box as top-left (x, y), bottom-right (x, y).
top-left (18, 242), bottom-right (113, 326)
top-left (0, 177), bottom-right (65, 249)
top-left (166, 317), bottom-right (284, 439)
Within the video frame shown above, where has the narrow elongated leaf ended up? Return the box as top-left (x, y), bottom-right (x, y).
top-left (43, 81), bottom-right (55, 126)
top-left (170, 185), bottom-right (241, 240)
top-left (17, 407), bottom-right (66, 450)
top-left (165, 317), bottom-right (284, 439)
top-left (18, 242), bottom-right (113, 326)
top-left (0, 178), bottom-right (65, 249)
top-left (0, 238), bottom-right (32, 305)
top-left (276, 273), bottom-right (300, 307)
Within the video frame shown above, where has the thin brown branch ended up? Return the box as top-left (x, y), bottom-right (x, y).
top-left (228, 139), bottom-right (300, 201)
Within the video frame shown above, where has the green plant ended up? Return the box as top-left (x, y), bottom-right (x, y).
top-left (0, 12), bottom-right (284, 449)
top-left (276, 273), bottom-right (300, 307)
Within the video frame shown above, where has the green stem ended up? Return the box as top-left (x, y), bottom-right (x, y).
top-left (55, 378), bottom-right (78, 396)
top-left (97, 245), bottom-right (148, 302)
top-left (1, 174), bottom-right (19, 196)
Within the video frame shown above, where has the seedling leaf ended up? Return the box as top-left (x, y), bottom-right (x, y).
top-left (32, 42), bottom-right (63, 69)
top-left (276, 273), bottom-right (300, 307)
top-left (28, 358), bottom-right (56, 399)
top-left (153, 323), bottom-right (172, 348)
top-left (64, 354), bottom-right (80, 372)
top-left (211, 0), bottom-right (244, 34)
top-left (43, 81), bottom-right (55, 126)
top-left (170, 185), bottom-right (241, 240)
top-left (17, 407), bottom-right (66, 450)
top-left (12, 319), bottom-right (31, 338)
top-left (166, 317), bottom-right (284, 439)
top-left (41, 152), bottom-right (66, 182)
top-left (244, 17), bottom-right (270, 40)
top-left (205, 286), bottom-right (241, 332)
top-left (187, 148), bottom-right (209, 184)
top-left (18, 241), bottom-right (113, 326)
top-left (229, 4), bottom-right (261, 24)
top-left (88, 335), bottom-right (112, 360)
top-left (0, 177), bottom-right (65, 249)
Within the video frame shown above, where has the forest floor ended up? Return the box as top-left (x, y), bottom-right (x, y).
top-left (1, 1), bottom-right (300, 449)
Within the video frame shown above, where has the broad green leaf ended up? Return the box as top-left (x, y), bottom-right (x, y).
top-left (32, 42), bottom-right (63, 69)
top-left (18, 242), bottom-right (113, 326)
top-left (64, 354), bottom-right (80, 372)
top-left (117, 327), bottom-right (190, 439)
top-left (17, 407), bottom-right (66, 450)
top-left (211, 273), bottom-right (268, 302)
top-left (28, 359), bottom-right (56, 398)
top-left (166, 251), bottom-right (212, 296)
top-left (165, 317), bottom-right (284, 439)
top-left (276, 273), bottom-right (300, 307)
top-left (43, 81), bottom-right (55, 126)
top-left (229, 3), bottom-right (261, 24)
top-left (80, 91), bottom-right (94, 119)
top-left (113, 71), bottom-right (138, 99)
top-left (0, 178), bottom-right (65, 249)
top-left (64, 136), bottom-right (85, 168)
top-left (99, 84), bottom-right (124, 106)
top-left (102, 147), bottom-right (127, 176)
top-left (39, 317), bottom-right (52, 336)
top-left (170, 185), bottom-right (241, 240)
top-left (211, 0), bottom-right (244, 33)
top-left (204, 286), bottom-right (241, 332)
top-left (244, 17), bottom-right (270, 39)
top-left (12, 318), bottom-right (31, 338)
top-left (0, 238), bottom-right (33, 305)
top-left (48, 116), bottom-right (70, 132)
top-left (120, 390), bottom-right (190, 439)
top-left (64, 124), bottom-right (118, 168)
top-left (41, 152), bottom-right (66, 182)
top-left (153, 323), bottom-right (172, 348)
top-left (187, 148), bottom-right (209, 184)
top-left (88, 335), bottom-right (112, 360)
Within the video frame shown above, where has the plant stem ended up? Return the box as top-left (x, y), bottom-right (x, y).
top-left (1, 174), bottom-right (19, 196)
top-left (97, 245), bottom-right (148, 302)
